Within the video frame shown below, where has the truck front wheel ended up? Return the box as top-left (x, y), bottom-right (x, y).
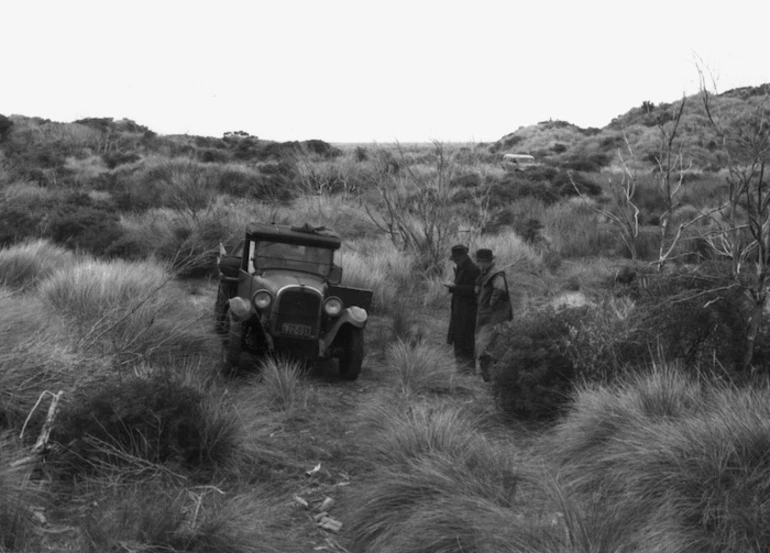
top-left (223, 314), bottom-right (244, 371)
top-left (338, 326), bottom-right (364, 381)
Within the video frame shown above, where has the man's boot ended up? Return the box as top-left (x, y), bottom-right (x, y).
top-left (478, 354), bottom-right (492, 382)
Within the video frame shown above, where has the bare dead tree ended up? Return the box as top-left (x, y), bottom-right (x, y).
top-left (363, 141), bottom-right (459, 275)
top-left (699, 70), bottom-right (770, 371)
top-left (651, 96), bottom-right (689, 269)
top-left (573, 136), bottom-right (641, 261)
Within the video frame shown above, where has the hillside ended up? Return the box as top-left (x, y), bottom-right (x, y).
top-left (490, 82), bottom-right (770, 172)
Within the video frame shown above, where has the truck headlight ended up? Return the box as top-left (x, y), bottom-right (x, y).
top-left (253, 290), bottom-right (272, 310)
top-left (324, 297), bottom-right (343, 316)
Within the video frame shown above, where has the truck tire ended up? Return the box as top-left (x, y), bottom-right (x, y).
top-left (338, 326), bottom-right (364, 381)
top-left (223, 314), bottom-right (244, 370)
top-left (214, 284), bottom-right (229, 335)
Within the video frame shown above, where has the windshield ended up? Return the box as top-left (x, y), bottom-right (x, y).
top-left (250, 241), bottom-right (334, 275)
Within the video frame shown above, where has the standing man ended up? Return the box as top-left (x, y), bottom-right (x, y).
top-left (446, 244), bottom-right (480, 374)
top-left (474, 248), bottom-right (512, 382)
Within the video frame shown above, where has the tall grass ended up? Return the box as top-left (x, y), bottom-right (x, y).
top-left (339, 239), bottom-right (413, 315)
top-left (290, 194), bottom-right (380, 239)
top-left (259, 357), bottom-right (305, 411)
top-left (0, 239), bottom-right (76, 290)
top-left (547, 366), bottom-right (770, 552)
top-left (341, 401), bottom-right (533, 553)
top-left (543, 197), bottom-right (617, 258)
top-left (386, 339), bottom-right (455, 396)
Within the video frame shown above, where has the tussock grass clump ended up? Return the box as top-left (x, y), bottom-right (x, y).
top-left (259, 357), bottom-right (305, 411)
top-left (0, 435), bottom-right (47, 552)
top-left (38, 258), bottom-right (217, 365)
top-left (548, 365), bottom-right (703, 479)
top-left (0, 239), bottom-right (76, 290)
top-left (342, 402), bottom-right (530, 553)
top-left (80, 480), bottom-right (289, 553)
top-left (39, 258), bottom-right (170, 320)
top-left (548, 367), bottom-right (770, 552)
top-left (0, 293), bottom-right (82, 430)
top-left (386, 339), bottom-right (455, 396)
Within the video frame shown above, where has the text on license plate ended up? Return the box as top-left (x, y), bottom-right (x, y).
top-left (281, 323), bottom-right (312, 336)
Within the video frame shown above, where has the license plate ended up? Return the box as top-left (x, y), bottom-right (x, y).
top-left (281, 323), bottom-right (312, 337)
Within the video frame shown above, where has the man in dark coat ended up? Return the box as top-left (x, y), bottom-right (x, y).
top-left (474, 248), bottom-right (512, 382)
top-left (446, 244), bottom-right (480, 374)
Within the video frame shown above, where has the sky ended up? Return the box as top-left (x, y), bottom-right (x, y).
top-left (2, 0), bottom-right (770, 144)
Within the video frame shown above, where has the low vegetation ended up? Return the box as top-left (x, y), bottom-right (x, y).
top-left (2, 80), bottom-right (770, 551)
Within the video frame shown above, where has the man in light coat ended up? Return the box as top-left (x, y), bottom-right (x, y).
top-left (474, 248), bottom-right (512, 382)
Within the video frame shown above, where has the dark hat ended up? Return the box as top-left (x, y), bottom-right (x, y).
top-left (450, 244), bottom-right (468, 258)
top-left (475, 248), bottom-right (494, 262)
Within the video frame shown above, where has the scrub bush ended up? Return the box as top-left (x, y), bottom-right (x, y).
top-left (491, 307), bottom-right (584, 420)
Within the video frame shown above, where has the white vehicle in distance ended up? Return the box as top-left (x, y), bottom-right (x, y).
top-left (502, 153), bottom-right (537, 168)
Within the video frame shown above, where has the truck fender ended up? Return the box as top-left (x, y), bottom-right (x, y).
top-left (319, 307), bottom-right (368, 354)
top-left (228, 297), bottom-right (254, 321)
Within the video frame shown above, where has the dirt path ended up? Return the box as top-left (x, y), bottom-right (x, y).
top-left (187, 278), bottom-right (493, 551)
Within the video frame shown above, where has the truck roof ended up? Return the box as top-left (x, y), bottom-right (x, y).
top-left (246, 223), bottom-right (342, 249)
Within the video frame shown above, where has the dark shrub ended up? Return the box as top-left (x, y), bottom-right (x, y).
top-left (253, 161), bottom-right (298, 202)
top-left (51, 374), bottom-right (235, 478)
top-left (450, 173), bottom-right (482, 188)
top-left (562, 152), bottom-right (612, 172)
top-left (45, 193), bottom-right (125, 256)
top-left (491, 307), bottom-right (584, 420)
top-left (199, 148), bottom-right (229, 163)
top-left (73, 117), bottom-right (113, 132)
top-left (259, 160), bottom-right (295, 177)
top-left (629, 263), bottom-right (757, 375)
top-left (450, 188), bottom-right (475, 204)
top-left (493, 177), bottom-right (559, 205)
top-left (522, 166), bottom-right (559, 183)
top-left (483, 206), bottom-right (518, 234)
top-left (551, 142), bottom-right (567, 153)
top-left (553, 170), bottom-right (603, 197)
top-left (489, 134), bottom-right (523, 153)
top-left (232, 138), bottom-right (262, 161)
top-left (302, 139), bottom-right (342, 158)
top-left (0, 113), bottom-right (13, 142)
top-left (0, 203), bottom-right (42, 246)
top-left (215, 168), bottom-right (258, 197)
top-left (513, 218), bottom-right (544, 244)
top-left (354, 146), bottom-right (369, 161)
top-left (195, 136), bottom-right (228, 149)
top-left (101, 151), bottom-right (141, 169)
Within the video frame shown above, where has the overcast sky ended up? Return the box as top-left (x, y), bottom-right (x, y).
top-left (2, 0), bottom-right (769, 143)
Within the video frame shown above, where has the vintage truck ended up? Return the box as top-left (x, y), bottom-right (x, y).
top-left (215, 223), bottom-right (373, 379)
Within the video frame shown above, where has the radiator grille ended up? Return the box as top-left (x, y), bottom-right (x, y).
top-left (275, 288), bottom-right (321, 338)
